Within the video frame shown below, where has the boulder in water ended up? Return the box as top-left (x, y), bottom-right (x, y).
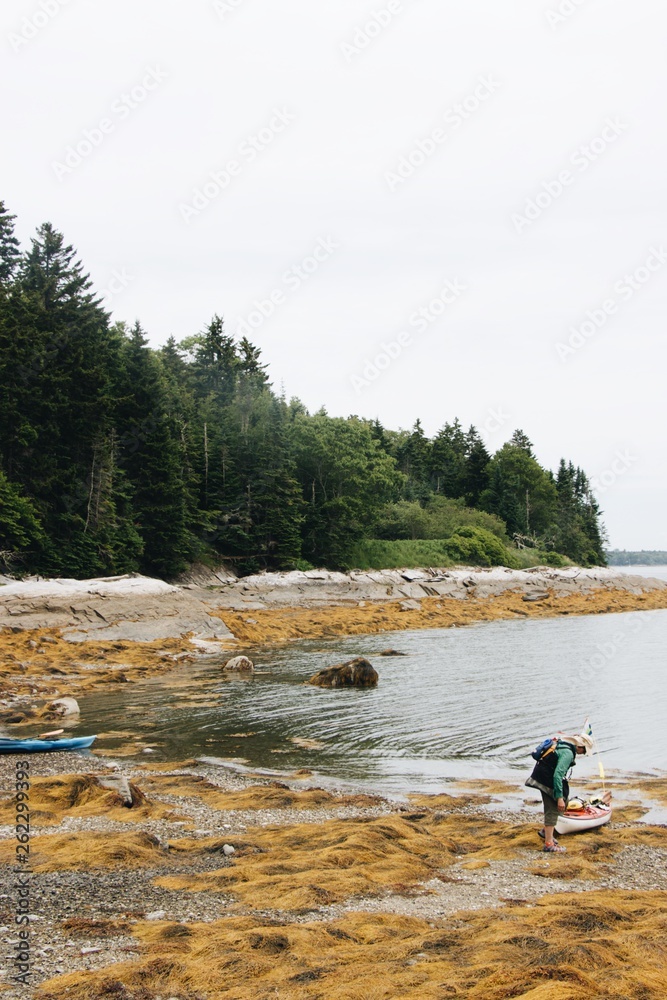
top-left (222, 655), bottom-right (255, 673)
top-left (42, 697), bottom-right (80, 719)
top-left (308, 657), bottom-right (378, 689)
top-left (378, 649), bottom-right (406, 656)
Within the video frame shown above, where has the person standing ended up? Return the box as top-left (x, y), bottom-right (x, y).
top-left (526, 733), bottom-right (594, 853)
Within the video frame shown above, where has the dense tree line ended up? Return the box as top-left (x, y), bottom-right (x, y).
top-left (0, 204), bottom-right (607, 578)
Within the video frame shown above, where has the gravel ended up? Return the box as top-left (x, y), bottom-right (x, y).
top-left (1, 750), bottom-right (666, 995)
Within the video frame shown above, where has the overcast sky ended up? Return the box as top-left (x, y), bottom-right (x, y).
top-left (2, 0), bottom-right (666, 550)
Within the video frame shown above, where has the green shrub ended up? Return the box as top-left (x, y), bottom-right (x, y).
top-left (375, 496), bottom-right (510, 544)
top-left (511, 548), bottom-right (574, 569)
top-left (442, 526), bottom-right (520, 568)
top-left (345, 530), bottom-right (519, 571)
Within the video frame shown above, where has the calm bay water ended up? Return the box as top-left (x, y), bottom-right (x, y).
top-left (78, 605), bottom-right (667, 795)
top-left (613, 564), bottom-right (667, 581)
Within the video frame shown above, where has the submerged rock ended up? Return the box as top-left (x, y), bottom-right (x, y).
top-left (308, 657), bottom-right (378, 689)
top-left (378, 649), bottom-right (407, 656)
top-left (222, 655), bottom-right (254, 673)
top-left (1, 711), bottom-right (31, 724)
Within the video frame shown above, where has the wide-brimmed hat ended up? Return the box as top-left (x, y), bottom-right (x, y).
top-left (562, 733), bottom-right (594, 754)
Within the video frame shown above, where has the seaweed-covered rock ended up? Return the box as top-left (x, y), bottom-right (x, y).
top-left (222, 655), bottom-right (254, 673)
top-left (308, 657), bottom-right (378, 689)
top-left (42, 697), bottom-right (80, 719)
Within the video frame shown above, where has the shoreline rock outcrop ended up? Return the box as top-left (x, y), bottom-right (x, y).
top-left (0, 574), bottom-right (234, 643)
top-left (0, 567), bottom-right (665, 652)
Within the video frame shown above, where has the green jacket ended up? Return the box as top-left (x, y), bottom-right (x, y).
top-left (551, 742), bottom-right (576, 798)
top-left (526, 740), bottom-right (576, 800)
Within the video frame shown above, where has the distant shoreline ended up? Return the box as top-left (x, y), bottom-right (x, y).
top-left (606, 550), bottom-right (667, 566)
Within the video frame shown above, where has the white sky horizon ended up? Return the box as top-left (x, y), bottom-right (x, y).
top-left (2, 0), bottom-right (666, 550)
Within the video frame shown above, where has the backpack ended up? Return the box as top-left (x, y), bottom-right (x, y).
top-left (531, 737), bottom-right (557, 761)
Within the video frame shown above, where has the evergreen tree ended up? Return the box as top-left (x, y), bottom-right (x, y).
top-left (199, 388), bottom-right (304, 574)
top-left (238, 336), bottom-right (270, 388)
top-left (480, 442), bottom-right (558, 540)
top-left (0, 468), bottom-right (46, 571)
top-left (396, 419), bottom-right (431, 500)
top-left (191, 315), bottom-right (240, 404)
top-left (4, 220), bottom-right (134, 575)
top-left (117, 323), bottom-right (194, 577)
top-left (509, 428), bottom-right (534, 456)
top-left (553, 460), bottom-right (606, 565)
top-left (21, 222), bottom-right (99, 311)
top-left (369, 418), bottom-right (392, 455)
top-left (0, 201), bottom-right (21, 286)
top-left (462, 426), bottom-right (491, 507)
top-left (429, 419), bottom-right (467, 497)
top-left (237, 394), bottom-right (303, 571)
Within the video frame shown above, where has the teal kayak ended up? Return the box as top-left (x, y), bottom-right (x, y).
top-left (0, 736), bottom-right (96, 754)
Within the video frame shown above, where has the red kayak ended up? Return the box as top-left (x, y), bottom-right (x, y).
top-left (556, 801), bottom-right (612, 835)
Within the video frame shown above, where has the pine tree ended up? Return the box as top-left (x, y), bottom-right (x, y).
top-left (21, 222), bottom-right (99, 311)
top-left (429, 419), bottom-right (467, 497)
top-left (238, 336), bottom-right (269, 388)
top-left (396, 420), bottom-right (431, 500)
top-left (0, 468), bottom-right (46, 571)
top-left (554, 461), bottom-right (606, 565)
top-left (0, 201), bottom-right (21, 286)
top-left (509, 428), bottom-right (534, 456)
top-left (462, 426), bottom-right (491, 506)
top-left (117, 323), bottom-right (195, 577)
top-left (369, 418), bottom-right (391, 454)
top-left (192, 315), bottom-right (240, 404)
top-left (4, 221), bottom-right (131, 575)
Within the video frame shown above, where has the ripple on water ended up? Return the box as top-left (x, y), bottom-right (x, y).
top-left (77, 609), bottom-right (667, 795)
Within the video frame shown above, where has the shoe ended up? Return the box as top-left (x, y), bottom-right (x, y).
top-left (538, 829), bottom-right (558, 841)
top-left (543, 842), bottom-right (566, 853)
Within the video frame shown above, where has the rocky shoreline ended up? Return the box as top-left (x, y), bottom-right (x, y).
top-left (1, 566), bottom-right (667, 997)
top-left (1, 564), bottom-right (665, 646)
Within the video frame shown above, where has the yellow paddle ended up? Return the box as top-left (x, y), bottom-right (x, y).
top-left (582, 716), bottom-right (608, 796)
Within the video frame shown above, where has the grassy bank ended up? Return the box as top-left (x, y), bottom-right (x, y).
top-left (345, 536), bottom-right (573, 571)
